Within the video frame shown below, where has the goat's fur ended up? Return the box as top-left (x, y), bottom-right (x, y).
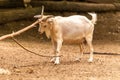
top-left (37, 13), bottom-right (97, 64)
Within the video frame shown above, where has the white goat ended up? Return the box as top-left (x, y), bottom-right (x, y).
top-left (35, 13), bottom-right (97, 64)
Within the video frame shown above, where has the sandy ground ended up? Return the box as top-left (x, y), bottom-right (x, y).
top-left (0, 39), bottom-right (120, 80)
top-left (0, 5), bottom-right (120, 80)
top-left (0, 40), bottom-right (120, 80)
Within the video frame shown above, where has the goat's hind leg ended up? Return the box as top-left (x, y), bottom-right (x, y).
top-left (86, 36), bottom-right (94, 62)
top-left (75, 43), bottom-right (84, 61)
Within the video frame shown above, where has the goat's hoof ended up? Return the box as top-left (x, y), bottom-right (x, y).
top-left (54, 57), bottom-right (60, 65)
top-left (54, 59), bottom-right (60, 65)
top-left (88, 58), bottom-right (93, 63)
top-left (54, 61), bottom-right (60, 65)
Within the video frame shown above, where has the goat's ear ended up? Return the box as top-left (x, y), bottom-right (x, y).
top-left (48, 18), bottom-right (54, 24)
top-left (34, 15), bottom-right (42, 18)
top-left (48, 18), bottom-right (54, 29)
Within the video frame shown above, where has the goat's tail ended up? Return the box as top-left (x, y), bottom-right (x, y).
top-left (88, 12), bottom-right (97, 24)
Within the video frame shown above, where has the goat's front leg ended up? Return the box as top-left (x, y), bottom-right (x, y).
top-left (50, 39), bottom-right (63, 64)
top-left (54, 39), bottom-right (63, 64)
top-left (50, 39), bottom-right (57, 63)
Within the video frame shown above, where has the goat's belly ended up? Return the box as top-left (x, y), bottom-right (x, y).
top-left (63, 33), bottom-right (84, 40)
top-left (63, 38), bottom-right (85, 44)
top-left (63, 35), bottom-right (85, 44)
top-left (62, 29), bottom-right (86, 44)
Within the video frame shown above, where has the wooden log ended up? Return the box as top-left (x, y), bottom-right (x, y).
top-left (0, 0), bottom-right (33, 8)
top-left (0, 0), bottom-right (24, 8)
top-left (0, 7), bottom-right (41, 24)
top-left (31, 1), bottom-right (120, 12)
top-left (86, 0), bottom-right (120, 3)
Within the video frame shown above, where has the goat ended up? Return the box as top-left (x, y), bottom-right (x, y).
top-left (35, 13), bottom-right (97, 64)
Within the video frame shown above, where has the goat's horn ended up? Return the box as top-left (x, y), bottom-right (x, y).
top-left (41, 6), bottom-right (44, 17)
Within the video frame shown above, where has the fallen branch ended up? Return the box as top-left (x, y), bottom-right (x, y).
top-left (0, 20), bottom-right (39, 40)
top-left (0, 6), bottom-right (45, 40)
top-left (11, 37), bottom-right (62, 57)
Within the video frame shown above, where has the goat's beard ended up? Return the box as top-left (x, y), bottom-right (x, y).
top-left (45, 28), bottom-right (51, 39)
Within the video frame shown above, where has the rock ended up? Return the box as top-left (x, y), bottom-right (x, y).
top-left (0, 68), bottom-right (11, 75)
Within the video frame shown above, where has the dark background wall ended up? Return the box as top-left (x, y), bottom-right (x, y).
top-left (0, 0), bottom-right (120, 41)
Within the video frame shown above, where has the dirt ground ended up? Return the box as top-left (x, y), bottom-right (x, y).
top-left (0, 11), bottom-right (120, 80)
top-left (0, 38), bottom-right (120, 80)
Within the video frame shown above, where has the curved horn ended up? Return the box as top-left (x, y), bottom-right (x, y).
top-left (34, 15), bottom-right (41, 18)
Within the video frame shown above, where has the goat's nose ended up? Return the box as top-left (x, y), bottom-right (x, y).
top-left (40, 32), bottom-right (42, 34)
